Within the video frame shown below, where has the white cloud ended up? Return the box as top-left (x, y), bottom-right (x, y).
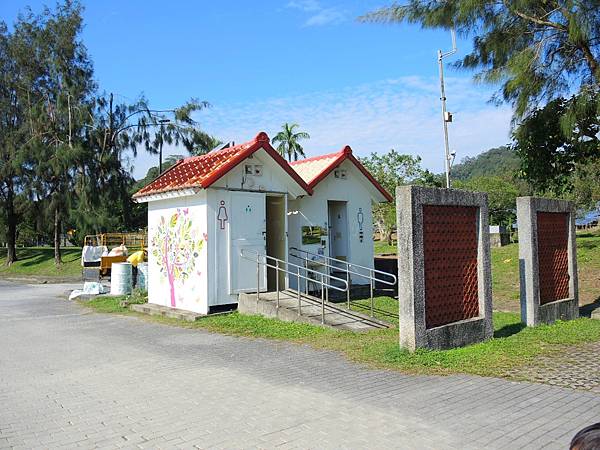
top-left (304, 8), bottom-right (346, 26)
top-left (131, 76), bottom-right (513, 180)
top-left (286, 0), bottom-right (321, 12)
top-left (286, 0), bottom-right (347, 27)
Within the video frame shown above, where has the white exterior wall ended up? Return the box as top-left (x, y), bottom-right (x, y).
top-left (147, 192), bottom-right (208, 314)
top-left (206, 148), bottom-right (295, 305)
top-left (143, 148), bottom-right (383, 311)
top-left (288, 159), bottom-right (376, 286)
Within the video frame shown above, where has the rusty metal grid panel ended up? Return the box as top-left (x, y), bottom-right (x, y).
top-left (537, 212), bottom-right (570, 304)
top-left (423, 205), bottom-right (479, 329)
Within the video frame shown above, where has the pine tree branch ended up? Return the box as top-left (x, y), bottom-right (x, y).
top-left (503, 1), bottom-right (566, 32)
top-left (578, 40), bottom-right (600, 82)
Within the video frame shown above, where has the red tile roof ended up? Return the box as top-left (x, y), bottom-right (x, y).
top-left (133, 132), bottom-right (312, 199)
top-left (290, 146), bottom-right (393, 202)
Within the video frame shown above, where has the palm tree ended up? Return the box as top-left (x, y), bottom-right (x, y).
top-left (271, 123), bottom-right (310, 162)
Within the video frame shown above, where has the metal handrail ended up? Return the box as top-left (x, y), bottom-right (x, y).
top-left (289, 247), bottom-right (397, 317)
top-left (240, 249), bottom-right (348, 324)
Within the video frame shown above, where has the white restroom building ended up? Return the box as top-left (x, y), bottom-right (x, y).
top-left (133, 132), bottom-right (392, 314)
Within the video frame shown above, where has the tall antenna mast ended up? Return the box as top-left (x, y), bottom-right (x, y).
top-left (438, 28), bottom-right (457, 188)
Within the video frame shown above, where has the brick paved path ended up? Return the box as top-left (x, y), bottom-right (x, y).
top-left (1, 280), bottom-right (599, 449)
top-left (509, 341), bottom-right (600, 394)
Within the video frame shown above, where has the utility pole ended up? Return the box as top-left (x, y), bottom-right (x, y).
top-left (438, 29), bottom-right (457, 188)
top-left (158, 119), bottom-right (171, 174)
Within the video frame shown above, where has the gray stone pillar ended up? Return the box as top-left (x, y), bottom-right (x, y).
top-left (517, 197), bottom-right (578, 326)
top-left (396, 186), bottom-right (493, 351)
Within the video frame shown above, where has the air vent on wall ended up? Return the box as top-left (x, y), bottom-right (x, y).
top-left (334, 169), bottom-right (347, 179)
top-left (245, 164), bottom-right (263, 177)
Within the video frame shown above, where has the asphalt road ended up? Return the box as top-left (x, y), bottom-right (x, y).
top-left (0, 280), bottom-right (598, 449)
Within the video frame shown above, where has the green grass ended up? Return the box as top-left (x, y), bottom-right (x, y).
top-left (374, 241), bottom-right (397, 255)
top-left (491, 230), bottom-right (600, 309)
top-left (82, 295), bottom-right (600, 377)
top-left (349, 295), bottom-right (399, 325)
top-left (86, 295), bottom-right (131, 313)
top-left (0, 247), bottom-right (82, 278)
top-left (375, 229), bottom-right (600, 311)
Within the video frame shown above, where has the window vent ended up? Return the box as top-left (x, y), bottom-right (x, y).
top-left (334, 169), bottom-right (347, 179)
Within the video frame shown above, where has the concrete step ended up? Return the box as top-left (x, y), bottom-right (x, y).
top-left (129, 303), bottom-right (205, 322)
top-left (238, 290), bottom-right (392, 332)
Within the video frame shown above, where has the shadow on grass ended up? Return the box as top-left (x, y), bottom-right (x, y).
top-left (1, 247), bottom-right (81, 268)
top-left (580, 297), bottom-right (600, 318)
top-left (494, 322), bottom-right (526, 338)
top-left (20, 252), bottom-right (51, 267)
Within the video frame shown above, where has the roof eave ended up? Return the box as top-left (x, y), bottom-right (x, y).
top-left (300, 147), bottom-right (393, 203)
top-left (202, 137), bottom-right (313, 196)
top-left (133, 187), bottom-right (202, 203)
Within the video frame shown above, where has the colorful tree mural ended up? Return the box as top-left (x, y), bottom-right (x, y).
top-left (151, 208), bottom-right (205, 307)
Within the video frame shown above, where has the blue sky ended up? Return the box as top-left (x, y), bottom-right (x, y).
top-left (1, 0), bottom-right (513, 179)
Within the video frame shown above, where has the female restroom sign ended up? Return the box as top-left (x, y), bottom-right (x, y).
top-left (217, 200), bottom-right (228, 230)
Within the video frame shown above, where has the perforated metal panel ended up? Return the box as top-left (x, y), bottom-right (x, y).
top-left (423, 205), bottom-right (479, 329)
top-left (537, 212), bottom-right (570, 304)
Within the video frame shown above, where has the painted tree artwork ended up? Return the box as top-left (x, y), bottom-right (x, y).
top-left (151, 208), bottom-right (205, 307)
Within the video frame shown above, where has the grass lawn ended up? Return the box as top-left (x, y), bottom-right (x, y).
top-left (0, 247), bottom-right (82, 279)
top-left (375, 228), bottom-right (600, 312)
top-left (491, 231), bottom-right (600, 311)
top-left (374, 241), bottom-right (397, 255)
top-left (84, 294), bottom-right (600, 377)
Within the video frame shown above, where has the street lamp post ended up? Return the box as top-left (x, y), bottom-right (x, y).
top-left (438, 29), bottom-right (457, 188)
top-left (158, 119), bottom-right (171, 175)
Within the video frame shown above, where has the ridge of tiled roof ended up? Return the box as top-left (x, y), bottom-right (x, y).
top-left (133, 132), bottom-right (311, 199)
top-left (290, 146), bottom-right (392, 202)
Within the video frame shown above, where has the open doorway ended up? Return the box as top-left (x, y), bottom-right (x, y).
top-left (328, 200), bottom-right (349, 265)
top-left (266, 195), bottom-right (286, 291)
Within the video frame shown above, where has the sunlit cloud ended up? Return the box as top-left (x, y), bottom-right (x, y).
top-left (286, 0), bottom-right (347, 27)
top-left (131, 76), bottom-right (513, 179)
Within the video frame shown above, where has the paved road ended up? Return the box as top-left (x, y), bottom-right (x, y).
top-left (0, 281), bottom-right (598, 449)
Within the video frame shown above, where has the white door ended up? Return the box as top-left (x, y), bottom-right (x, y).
top-left (230, 191), bottom-right (267, 293)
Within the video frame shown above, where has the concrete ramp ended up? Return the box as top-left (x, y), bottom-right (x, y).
top-left (239, 290), bottom-right (392, 332)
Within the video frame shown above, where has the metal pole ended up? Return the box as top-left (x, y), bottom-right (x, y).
top-left (305, 262), bottom-right (309, 296)
top-left (438, 50), bottom-right (451, 189)
top-left (256, 259), bottom-right (260, 304)
top-left (370, 268), bottom-right (374, 317)
top-left (321, 273), bottom-right (325, 324)
top-left (438, 29), bottom-right (457, 189)
top-left (276, 259), bottom-right (280, 310)
top-left (297, 266), bottom-right (301, 316)
top-left (346, 262), bottom-right (351, 309)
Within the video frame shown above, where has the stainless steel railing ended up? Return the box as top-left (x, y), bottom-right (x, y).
top-left (289, 247), bottom-right (397, 317)
top-left (240, 249), bottom-right (348, 324)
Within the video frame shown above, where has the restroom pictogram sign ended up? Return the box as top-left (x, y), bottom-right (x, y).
top-left (217, 201), bottom-right (228, 230)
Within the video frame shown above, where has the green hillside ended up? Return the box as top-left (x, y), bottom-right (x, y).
top-left (452, 146), bottom-right (519, 181)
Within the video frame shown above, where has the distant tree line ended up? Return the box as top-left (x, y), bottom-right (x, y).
top-left (0, 1), bottom-right (219, 267)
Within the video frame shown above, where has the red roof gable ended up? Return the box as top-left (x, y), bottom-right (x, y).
top-left (290, 146), bottom-right (392, 202)
top-left (133, 132), bottom-right (312, 199)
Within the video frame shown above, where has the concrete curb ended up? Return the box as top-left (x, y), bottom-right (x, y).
top-left (0, 275), bottom-right (81, 285)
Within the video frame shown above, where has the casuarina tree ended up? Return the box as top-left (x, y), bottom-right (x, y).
top-left (0, 23), bottom-right (24, 265)
top-left (361, 2), bottom-right (600, 192)
top-left (361, 1), bottom-right (600, 117)
top-left (23, 1), bottom-right (96, 265)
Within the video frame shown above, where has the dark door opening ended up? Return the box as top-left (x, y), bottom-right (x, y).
top-left (328, 200), bottom-right (349, 265)
top-left (266, 195), bottom-right (286, 291)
